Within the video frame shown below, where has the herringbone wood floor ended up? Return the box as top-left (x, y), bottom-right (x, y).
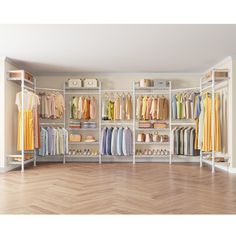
top-left (0, 163), bottom-right (236, 214)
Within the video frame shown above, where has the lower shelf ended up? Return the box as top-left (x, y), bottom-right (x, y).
top-left (9, 158), bottom-right (34, 165)
top-left (202, 159), bottom-right (229, 171)
top-left (102, 155), bottom-right (133, 162)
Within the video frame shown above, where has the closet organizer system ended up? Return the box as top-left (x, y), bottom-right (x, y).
top-left (7, 70), bottom-right (230, 173)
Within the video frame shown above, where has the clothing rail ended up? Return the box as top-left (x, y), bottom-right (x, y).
top-left (201, 80), bottom-right (228, 92)
top-left (171, 87), bottom-right (200, 92)
top-left (36, 87), bottom-right (64, 92)
top-left (24, 85), bottom-right (35, 92)
top-left (65, 92), bottom-right (100, 95)
top-left (40, 123), bottom-right (65, 126)
top-left (171, 122), bottom-right (196, 126)
top-left (102, 89), bottom-right (132, 92)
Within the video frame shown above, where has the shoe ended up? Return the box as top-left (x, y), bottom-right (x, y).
top-left (69, 149), bottom-right (72, 155)
top-left (153, 149), bottom-right (157, 155)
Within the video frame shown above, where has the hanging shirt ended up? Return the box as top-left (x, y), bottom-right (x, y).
top-left (117, 127), bottom-right (124, 155)
top-left (111, 127), bottom-right (118, 155)
top-left (172, 95), bottom-right (177, 120)
top-left (107, 100), bottom-right (115, 120)
top-left (100, 127), bottom-right (108, 155)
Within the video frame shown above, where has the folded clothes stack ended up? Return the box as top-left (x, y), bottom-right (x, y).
top-left (136, 149), bottom-right (169, 156)
top-left (82, 121), bottom-right (97, 129)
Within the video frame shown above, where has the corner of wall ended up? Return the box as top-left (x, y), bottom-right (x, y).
top-left (0, 57), bottom-right (6, 168)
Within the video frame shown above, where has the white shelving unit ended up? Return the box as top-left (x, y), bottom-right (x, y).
top-left (170, 86), bottom-right (201, 164)
top-left (133, 81), bottom-right (172, 163)
top-left (100, 88), bottom-right (134, 163)
top-left (35, 85), bottom-right (66, 164)
top-left (65, 80), bottom-right (102, 163)
top-left (200, 69), bottom-right (230, 173)
top-left (7, 70), bottom-right (36, 172)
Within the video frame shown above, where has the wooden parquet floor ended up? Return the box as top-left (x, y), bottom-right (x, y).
top-left (0, 163), bottom-right (236, 214)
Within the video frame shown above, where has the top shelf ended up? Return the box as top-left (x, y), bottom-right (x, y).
top-left (7, 77), bottom-right (34, 86)
top-left (65, 86), bottom-right (100, 90)
top-left (135, 87), bottom-right (170, 90)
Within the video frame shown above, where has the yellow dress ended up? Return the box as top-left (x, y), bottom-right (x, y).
top-left (202, 94), bottom-right (212, 152)
top-left (214, 93), bottom-right (222, 152)
top-left (17, 92), bottom-right (34, 151)
top-left (202, 93), bottom-right (222, 152)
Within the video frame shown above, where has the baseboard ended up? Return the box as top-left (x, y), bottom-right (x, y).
top-left (0, 165), bottom-right (19, 173)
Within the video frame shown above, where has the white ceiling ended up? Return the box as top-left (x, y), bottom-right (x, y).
top-left (0, 25), bottom-right (236, 75)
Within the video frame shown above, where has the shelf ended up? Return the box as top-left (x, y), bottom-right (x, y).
top-left (135, 87), bottom-right (169, 91)
top-left (136, 155), bottom-right (169, 158)
top-left (202, 159), bottom-right (229, 171)
top-left (65, 155), bottom-right (99, 158)
top-left (137, 120), bottom-right (169, 122)
top-left (68, 128), bottom-right (98, 131)
top-left (135, 142), bottom-right (169, 145)
top-left (136, 128), bottom-right (169, 131)
top-left (65, 87), bottom-right (99, 90)
top-left (171, 122), bottom-right (196, 126)
top-left (68, 142), bottom-right (99, 145)
top-left (9, 158), bottom-right (34, 165)
top-left (101, 122), bottom-right (133, 125)
top-left (7, 77), bottom-right (34, 86)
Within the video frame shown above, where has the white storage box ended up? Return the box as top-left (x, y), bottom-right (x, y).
top-left (68, 79), bottom-right (82, 88)
top-left (139, 79), bottom-right (153, 88)
top-left (153, 80), bottom-right (169, 88)
top-left (83, 79), bottom-right (98, 88)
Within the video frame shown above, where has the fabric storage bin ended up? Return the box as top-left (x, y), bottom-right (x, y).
top-left (153, 80), bottom-right (169, 88)
top-left (68, 79), bottom-right (82, 88)
top-left (9, 70), bottom-right (33, 82)
top-left (153, 122), bottom-right (168, 129)
top-left (83, 79), bottom-right (98, 88)
top-left (139, 79), bottom-right (153, 88)
top-left (69, 134), bottom-right (82, 142)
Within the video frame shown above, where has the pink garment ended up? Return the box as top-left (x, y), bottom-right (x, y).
top-left (90, 96), bottom-right (96, 119)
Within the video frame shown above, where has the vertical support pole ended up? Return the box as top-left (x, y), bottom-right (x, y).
top-left (169, 81), bottom-right (172, 164)
top-left (34, 76), bottom-right (37, 167)
top-left (99, 81), bottom-right (102, 164)
top-left (132, 81), bottom-right (136, 164)
top-left (21, 71), bottom-right (24, 172)
top-left (63, 80), bottom-right (66, 164)
top-left (212, 70), bottom-right (215, 173)
top-left (200, 77), bottom-right (203, 167)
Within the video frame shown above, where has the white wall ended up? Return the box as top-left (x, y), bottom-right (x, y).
top-left (0, 57), bottom-right (5, 169)
top-left (36, 73), bottom-right (200, 90)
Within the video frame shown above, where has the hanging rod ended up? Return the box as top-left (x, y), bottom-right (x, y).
top-left (65, 92), bottom-right (100, 95)
top-left (102, 89), bottom-right (132, 92)
top-left (171, 87), bottom-right (200, 92)
top-left (201, 80), bottom-right (228, 92)
top-left (24, 85), bottom-right (35, 92)
top-left (171, 122), bottom-right (196, 126)
top-left (36, 87), bottom-right (64, 92)
top-left (40, 123), bottom-right (65, 126)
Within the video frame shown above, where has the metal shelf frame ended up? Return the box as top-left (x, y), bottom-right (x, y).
top-left (7, 70), bottom-right (37, 172)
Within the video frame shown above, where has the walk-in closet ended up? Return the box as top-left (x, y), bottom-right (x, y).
top-left (1, 57), bottom-right (232, 174)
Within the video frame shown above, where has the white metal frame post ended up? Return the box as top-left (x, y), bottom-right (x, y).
top-left (99, 81), bottom-right (102, 164)
top-left (200, 78), bottom-right (203, 167)
top-left (63, 81), bottom-right (66, 164)
top-left (21, 71), bottom-right (24, 172)
top-left (169, 81), bottom-right (172, 164)
top-left (133, 82), bottom-right (136, 164)
top-left (34, 76), bottom-right (37, 167)
top-left (211, 70), bottom-right (215, 173)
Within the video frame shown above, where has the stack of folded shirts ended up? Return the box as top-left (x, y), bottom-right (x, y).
top-left (82, 122), bottom-right (97, 129)
top-left (69, 121), bottom-right (81, 129)
top-left (138, 121), bottom-right (153, 128)
top-left (69, 125), bottom-right (81, 129)
top-left (153, 122), bottom-right (168, 129)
